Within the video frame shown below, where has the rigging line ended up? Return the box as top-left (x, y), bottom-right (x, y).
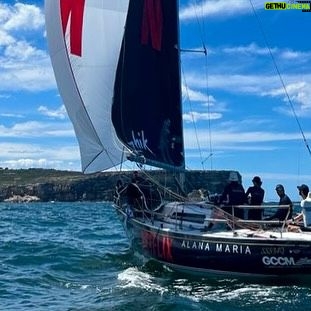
top-left (180, 64), bottom-right (204, 169)
top-left (194, 0), bottom-right (213, 170)
top-left (180, 48), bottom-right (206, 54)
top-left (249, 0), bottom-right (311, 157)
top-left (179, 8), bottom-right (203, 171)
top-left (180, 2), bottom-right (205, 170)
top-left (138, 168), bottom-right (186, 201)
top-left (119, 146), bottom-right (126, 172)
top-left (132, 163), bottom-right (185, 200)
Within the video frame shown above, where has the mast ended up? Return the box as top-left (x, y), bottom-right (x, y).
top-left (176, 0), bottom-right (186, 190)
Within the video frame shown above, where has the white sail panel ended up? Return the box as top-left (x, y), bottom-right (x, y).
top-left (45, 0), bottom-right (129, 173)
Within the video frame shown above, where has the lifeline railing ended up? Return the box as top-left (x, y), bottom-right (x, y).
top-left (138, 203), bottom-right (293, 237)
top-left (225, 204), bottom-right (292, 236)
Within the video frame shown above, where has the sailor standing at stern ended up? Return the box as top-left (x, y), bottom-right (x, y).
top-left (246, 176), bottom-right (265, 220)
top-left (219, 171), bottom-right (246, 219)
top-left (287, 184), bottom-right (311, 231)
top-left (266, 184), bottom-right (292, 221)
top-left (297, 184), bottom-right (311, 227)
top-left (293, 184), bottom-right (311, 229)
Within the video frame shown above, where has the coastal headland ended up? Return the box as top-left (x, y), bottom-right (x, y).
top-left (0, 168), bottom-right (236, 202)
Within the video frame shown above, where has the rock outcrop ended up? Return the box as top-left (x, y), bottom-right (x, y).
top-left (4, 195), bottom-right (40, 203)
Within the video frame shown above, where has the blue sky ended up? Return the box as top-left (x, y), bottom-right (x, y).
top-left (0, 0), bottom-right (310, 201)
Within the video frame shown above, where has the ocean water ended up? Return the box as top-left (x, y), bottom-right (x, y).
top-left (0, 201), bottom-right (310, 311)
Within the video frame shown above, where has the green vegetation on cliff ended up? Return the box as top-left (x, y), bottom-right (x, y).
top-left (0, 168), bottom-right (233, 202)
top-left (0, 168), bottom-right (85, 186)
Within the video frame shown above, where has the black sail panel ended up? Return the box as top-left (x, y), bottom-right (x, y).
top-left (112, 0), bottom-right (184, 170)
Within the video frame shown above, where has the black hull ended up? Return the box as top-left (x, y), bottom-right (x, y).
top-left (116, 209), bottom-right (311, 277)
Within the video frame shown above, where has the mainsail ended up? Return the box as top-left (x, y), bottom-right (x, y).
top-left (45, 0), bottom-right (129, 173)
top-left (112, 0), bottom-right (185, 171)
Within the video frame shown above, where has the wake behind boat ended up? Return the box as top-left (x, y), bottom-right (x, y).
top-left (45, 0), bottom-right (311, 277)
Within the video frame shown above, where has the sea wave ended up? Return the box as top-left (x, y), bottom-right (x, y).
top-left (0, 202), bottom-right (310, 311)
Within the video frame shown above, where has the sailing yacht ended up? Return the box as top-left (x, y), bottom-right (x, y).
top-left (45, 0), bottom-right (311, 277)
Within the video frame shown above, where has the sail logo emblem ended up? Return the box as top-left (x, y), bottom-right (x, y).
top-left (141, 0), bottom-right (163, 50)
top-left (265, 1), bottom-right (311, 11)
top-left (60, 0), bottom-right (86, 56)
top-left (128, 130), bottom-right (151, 152)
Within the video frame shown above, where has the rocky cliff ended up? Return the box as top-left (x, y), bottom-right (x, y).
top-left (0, 168), bottom-right (239, 202)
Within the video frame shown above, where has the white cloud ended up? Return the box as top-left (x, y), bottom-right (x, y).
top-left (223, 43), bottom-right (276, 56)
top-left (0, 143), bottom-right (80, 170)
top-left (185, 70), bottom-right (311, 115)
top-left (182, 84), bottom-right (211, 102)
top-left (223, 43), bottom-right (311, 63)
top-left (280, 49), bottom-right (311, 61)
top-left (0, 121), bottom-right (74, 138)
top-left (183, 111), bottom-right (222, 122)
top-left (0, 112), bottom-right (24, 118)
top-left (0, 28), bottom-right (14, 46)
top-left (263, 80), bottom-right (311, 115)
top-left (180, 0), bottom-right (263, 20)
top-left (0, 3), bottom-right (55, 92)
top-left (1, 3), bottom-right (44, 31)
top-left (38, 105), bottom-right (68, 120)
top-left (3, 40), bottom-right (45, 61)
top-left (184, 127), bottom-right (311, 149)
top-left (0, 60), bottom-right (55, 91)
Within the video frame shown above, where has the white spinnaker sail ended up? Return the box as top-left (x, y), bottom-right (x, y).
top-left (45, 0), bottom-right (129, 173)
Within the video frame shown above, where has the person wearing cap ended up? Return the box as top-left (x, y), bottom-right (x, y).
top-left (266, 184), bottom-right (293, 221)
top-left (296, 184), bottom-right (311, 227)
top-left (219, 171), bottom-right (246, 219)
top-left (245, 176), bottom-right (265, 220)
top-left (299, 185), bottom-right (311, 227)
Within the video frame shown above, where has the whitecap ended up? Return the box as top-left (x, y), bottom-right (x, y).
top-left (117, 267), bottom-right (167, 295)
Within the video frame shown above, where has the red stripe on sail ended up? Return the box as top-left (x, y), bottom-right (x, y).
top-left (60, 0), bottom-right (85, 56)
top-left (141, 0), bottom-right (163, 51)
